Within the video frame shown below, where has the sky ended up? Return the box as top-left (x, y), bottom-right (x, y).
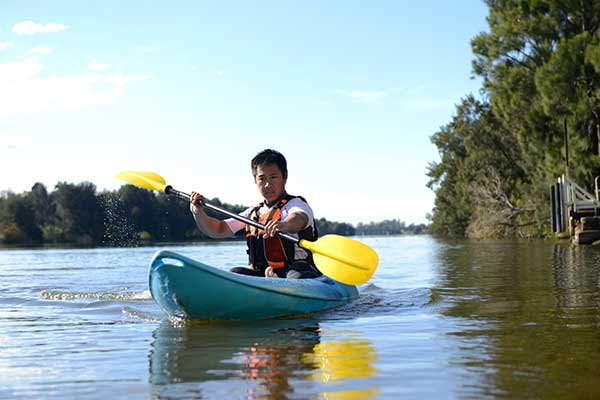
top-left (0, 1), bottom-right (489, 225)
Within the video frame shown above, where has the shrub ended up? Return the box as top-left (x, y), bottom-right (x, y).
top-left (139, 231), bottom-right (152, 241)
top-left (2, 223), bottom-right (27, 244)
top-left (42, 224), bottom-right (63, 243)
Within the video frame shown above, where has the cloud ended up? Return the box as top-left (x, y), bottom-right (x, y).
top-left (336, 89), bottom-right (386, 103)
top-left (0, 42), bottom-right (13, 51)
top-left (105, 72), bottom-right (148, 85)
top-left (0, 58), bottom-right (43, 81)
top-left (28, 47), bottom-right (53, 55)
top-left (0, 134), bottom-right (31, 152)
top-left (0, 58), bottom-right (147, 116)
top-left (0, 137), bottom-right (23, 155)
top-left (87, 61), bottom-right (119, 72)
top-left (12, 21), bottom-right (67, 35)
top-left (0, 143), bottom-right (17, 151)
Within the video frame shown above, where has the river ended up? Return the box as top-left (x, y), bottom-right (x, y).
top-left (1, 236), bottom-right (599, 399)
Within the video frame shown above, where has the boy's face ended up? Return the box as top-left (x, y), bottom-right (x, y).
top-left (254, 163), bottom-right (287, 205)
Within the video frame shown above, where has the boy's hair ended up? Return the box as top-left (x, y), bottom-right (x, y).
top-left (251, 149), bottom-right (288, 177)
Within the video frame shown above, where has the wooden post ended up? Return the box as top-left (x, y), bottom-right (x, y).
top-left (564, 119), bottom-right (570, 178)
top-left (597, 123), bottom-right (600, 156)
top-left (551, 184), bottom-right (557, 233)
top-left (557, 179), bottom-right (563, 233)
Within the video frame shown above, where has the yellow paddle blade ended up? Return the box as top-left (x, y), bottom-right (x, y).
top-left (115, 170), bottom-right (167, 192)
top-left (300, 235), bottom-right (378, 285)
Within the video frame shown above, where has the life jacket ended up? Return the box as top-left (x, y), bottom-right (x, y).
top-left (246, 194), bottom-right (318, 272)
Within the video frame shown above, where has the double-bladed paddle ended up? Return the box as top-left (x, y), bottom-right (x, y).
top-left (115, 170), bottom-right (378, 285)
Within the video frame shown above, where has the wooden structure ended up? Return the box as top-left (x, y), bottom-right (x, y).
top-left (550, 174), bottom-right (600, 244)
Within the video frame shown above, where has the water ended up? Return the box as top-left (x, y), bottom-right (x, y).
top-left (1, 236), bottom-right (600, 399)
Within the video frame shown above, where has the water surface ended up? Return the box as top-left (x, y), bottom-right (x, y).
top-left (1, 237), bottom-right (599, 399)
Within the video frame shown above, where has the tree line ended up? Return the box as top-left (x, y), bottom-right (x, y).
top-left (428, 1), bottom-right (600, 238)
top-left (0, 182), bottom-right (427, 246)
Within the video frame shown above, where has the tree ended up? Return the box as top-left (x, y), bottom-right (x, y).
top-left (428, 95), bottom-right (526, 236)
top-left (0, 181), bottom-right (393, 245)
top-left (117, 185), bottom-right (160, 236)
top-left (52, 182), bottom-right (104, 244)
top-left (0, 192), bottom-right (42, 242)
top-left (28, 182), bottom-right (52, 227)
top-left (316, 218), bottom-right (356, 236)
top-left (429, 0), bottom-right (600, 238)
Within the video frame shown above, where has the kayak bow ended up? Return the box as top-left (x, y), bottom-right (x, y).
top-left (149, 250), bottom-right (359, 320)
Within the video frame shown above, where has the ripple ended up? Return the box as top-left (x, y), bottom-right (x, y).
top-left (122, 306), bottom-right (163, 322)
top-left (40, 290), bottom-right (152, 301)
top-left (323, 287), bottom-right (434, 319)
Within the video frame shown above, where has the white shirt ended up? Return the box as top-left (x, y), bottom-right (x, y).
top-left (224, 197), bottom-right (315, 235)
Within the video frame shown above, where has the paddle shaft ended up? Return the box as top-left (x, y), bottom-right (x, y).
top-left (116, 170), bottom-right (378, 284)
top-left (165, 185), bottom-right (300, 243)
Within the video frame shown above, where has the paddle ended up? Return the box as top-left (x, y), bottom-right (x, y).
top-left (115, 170), bottom-right (378, 285)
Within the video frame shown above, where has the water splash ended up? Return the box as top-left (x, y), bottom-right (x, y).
top-left (122, 306), bottom-right (162, 322)
top-left (40, 289), bottom-right (152, 301)
top-left (101, 194), bottom-right (140, 247)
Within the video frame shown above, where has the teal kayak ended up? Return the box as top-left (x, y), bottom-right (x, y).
top-left (149, 250), bottom-right (359, 320)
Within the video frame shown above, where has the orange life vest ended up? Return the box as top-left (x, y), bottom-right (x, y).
top-left (246, 194), bottom-right (318, 271)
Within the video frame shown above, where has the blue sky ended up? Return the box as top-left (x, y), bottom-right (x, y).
top-left (0, 1), bottom-right (489, 225)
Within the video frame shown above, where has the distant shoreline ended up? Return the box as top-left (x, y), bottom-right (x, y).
top-left (1, 182), bottom-right (428, 246)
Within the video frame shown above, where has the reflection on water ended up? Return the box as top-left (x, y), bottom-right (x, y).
top-left (304, 331), bottom-right (379, 399)
top-left (149, 319), bottom-right (379, 399)
top-left (552, 243), bottom-right (600, 312)
top-left (13, 236), bottom-right (600, 398)
top-left (434, 240), bottom-right (600, 399)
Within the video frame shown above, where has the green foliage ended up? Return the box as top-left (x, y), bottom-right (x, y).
top-left (1, 223), bottom-right (27, 244)
top-left (53, 182), bottom-right (105, 242)
top-left (316, 218), bottom-right (355, 236)
top-left (428, 95), bottom-right (525, 237)
top-left (42, 224), bottom-right (63, 243)
top-left (429, 0), bottom-right (600, 238)
top-left (117, 185), bottom-right (160, 235)
top-left (29, 182), bottom-right (53, 229)
top-left (0, 191), bottom-right (43, 242)
top-left (139, 231), bottom-right (152, 241)
top-left (1, 182), bottom-right (407, 246)
top-left (355, 219), bottom-right (427, 235)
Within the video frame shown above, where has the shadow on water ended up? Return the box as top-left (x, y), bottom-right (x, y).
top-left (432, 239), bottom-right (600, 399)
top-left (148, 318), bottom-right (380, 399)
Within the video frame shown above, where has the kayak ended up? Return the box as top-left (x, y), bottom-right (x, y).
top-left (148, 250), bottom-right (359, 320)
